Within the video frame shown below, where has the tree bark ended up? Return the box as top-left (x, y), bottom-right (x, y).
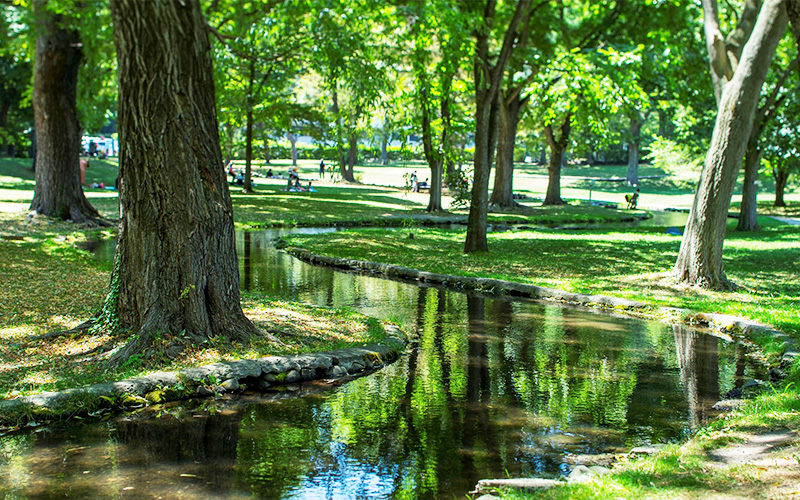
top-left (464, 83), bottom-right (496, 253)
top-left (737, 142), bottom-right (760, 230)
top-left (789, 0), bottom-right (800, 77)
top-left (380, 131), bottom-right (389, 165)
top-left (419, 85), bottom-right (444, 212)
top-left (464, 0), bottom-right (532, 253)
top-left (263, 134), bottom-right (271, 164)
top-left (108, 0), bottom-right (269, 361)
top-left (242, 59), bottom-right (255, 193)
top-left (343, 133), bottom-right (357, 182)
top-left (626, 112), bottom-right (642, 186)
top-left (288, 131), bottom-right (298, 167)
top-left (543, 114), bottom-right (571, 206)
top-left (244, 108), bottom-right (254, 193)
top-left (674, 0), bottom-right (787, 289)
top-left (29, 0), bottom-right (105, 225)
top-left (703, 0), bottom-right (763, 103)
top-left (773, 166), bottom-right (789, 206)
top-left (489, 93), bottom-right (523, 210)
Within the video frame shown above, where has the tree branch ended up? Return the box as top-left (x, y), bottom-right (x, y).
top-left (725, 0), bottom-right (763, 71)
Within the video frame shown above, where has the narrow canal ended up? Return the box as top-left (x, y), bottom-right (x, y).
top-left (0, 223), bottom-right (758, 499)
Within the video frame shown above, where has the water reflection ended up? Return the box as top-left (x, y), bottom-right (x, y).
top-left (0, 224), bottom-right (759, 499)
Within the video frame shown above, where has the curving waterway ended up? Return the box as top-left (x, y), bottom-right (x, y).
top-left (0, 219), bottom-right (761, 500)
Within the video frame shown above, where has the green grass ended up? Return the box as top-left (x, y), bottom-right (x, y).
top-left (0, 227), bottom-right (396, 399)
top-left (283, 218), bottom-right (800, 339)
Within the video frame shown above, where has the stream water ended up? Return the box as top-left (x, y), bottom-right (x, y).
top-left (1, 216), bottom-right (761, 500)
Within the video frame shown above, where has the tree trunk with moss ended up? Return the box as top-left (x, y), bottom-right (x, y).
top-left (674, 0), bottom-right (787, 289)
top-left (108, 0), bottom-right (268, 362)
top-left (29, 0), bottom-right (105, 225)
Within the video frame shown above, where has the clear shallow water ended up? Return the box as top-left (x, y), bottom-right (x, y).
top-left (1, 221), bottom-right (758, 500)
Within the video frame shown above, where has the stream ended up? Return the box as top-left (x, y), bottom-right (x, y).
top-left (0, 216), bottom-right (762, 500)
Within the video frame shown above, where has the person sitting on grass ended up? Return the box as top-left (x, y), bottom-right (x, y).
top-left (625, 189), bottom-right (640, 209)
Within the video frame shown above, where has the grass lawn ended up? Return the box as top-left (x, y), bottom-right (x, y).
top-left (2, 155), bottom-right (800, 498)
top-left (0, 219), bottom-right (395, 399)
top-left (283, 219), bottom-right (800, 339)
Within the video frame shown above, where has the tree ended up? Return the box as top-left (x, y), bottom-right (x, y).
top-left (309, 0), bottom-right (388, 183)
top-left (405, 0), bottom-right (470, 212)
top-left (1, 4), bottom-right (33, 157)
top-left (463, 0), bottom-right (534, 253)
top-left (105, 0), bottom-right (274, 361)
top-left (533, 49), bottom-right (625, 206)
top-left (28, 0), bottom-right (106, 225)
top-left (674, 0), bottom-right (788, 289)
top-left (488, 3), bottom-right (551, 211)
top-left (736, 55), bottom-right (797, 230)
top-left (761, 80), bottom-right (800, 207)
top-left (789, 0), bottom-right (800, 71)
top-left (702, 0), bottom-right (763, 103)
top-left (210, 0), bottom-right (306, 193)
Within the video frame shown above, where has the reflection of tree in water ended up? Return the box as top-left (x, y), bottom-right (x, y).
top-left (673, 325), bottom-right (720, 429)
top-left (114, 408), bottom-right (243, 495)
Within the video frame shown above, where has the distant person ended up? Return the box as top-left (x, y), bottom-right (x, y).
top-left (625, 189), bottom-right (640, 209)
top-left (266, 168), bottom-right (274, 178)
top-left (319, 159), bottom-right (325, 178)
top-left (79, 158), bottom-right (89, 186)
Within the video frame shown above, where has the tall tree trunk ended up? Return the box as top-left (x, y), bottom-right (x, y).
top-left (343, 133), bottom-right (357, 182)
top-left (288, 131), bottom-right (298, 167)
top-left (674, 0), bottom-right (787, 289)
top-left (419, 85), bottom-right (443, 212)
top-left (29, 0), bottom-right (105, 225)
top-left (0, 101), bottom-right (10, 154)
top-left (773, 166), bottom-right (789, 206)
top-left (489, 94), bottom-right (523, 210)
top-left (263, 134), bottom-right (271, 164)
top-left (380, 131), bottom-right (389, 165)
top-left (242, 59), bottom-right (255, 193)
top-left (464, 0), bottom-right (532, 253)
top-left (222, 122), bottom-right (233, 166)
top-left (243, 108), bottom-right (254, 193)
top-left (331, 86), bottom-right (346, 176)
top-left (543, 114), bottom-right (571, 206)
top-left (657, 108), bottom-right (670, 137)
top-left (737, 139), bottom-right (760, 231)
top-left (626, 112), bottom-right (642, 186)
top-left (108, 0), bottom-right (269, 361)
top-left (464, 87), bottom-right (496, 253)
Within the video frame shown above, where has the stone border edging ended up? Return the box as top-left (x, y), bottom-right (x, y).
top-left (0, 327), bottom-right (405, 428)
top-left (285, 247), bottom-right (799, 369)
